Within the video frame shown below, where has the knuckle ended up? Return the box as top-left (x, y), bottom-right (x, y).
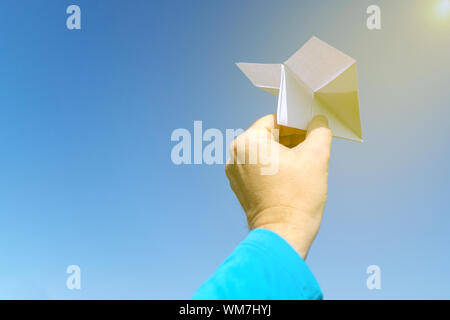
top-left (229, 135), bottom-right (244, 155)
top-left (225, 162), bottom-right (231, 176)
top-left (229, 139), bottom-right (237, 156)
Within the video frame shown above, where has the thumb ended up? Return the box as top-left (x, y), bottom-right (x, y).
top-left (248, 113), bottom-right (280, 141)
top-left (249, 113), bottom-right (278, 131)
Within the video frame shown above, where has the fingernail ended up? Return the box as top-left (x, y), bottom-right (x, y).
top-left (314, 114), bottom-right (329, 127)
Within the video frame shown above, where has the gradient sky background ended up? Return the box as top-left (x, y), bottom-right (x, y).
top-left (0, 0), bottom-right (449, 299)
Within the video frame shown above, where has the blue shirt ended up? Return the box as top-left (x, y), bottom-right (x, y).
top-left (192, 228), bottom-right (323, 300)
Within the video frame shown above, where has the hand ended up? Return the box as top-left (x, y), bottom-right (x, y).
top-left (225, 114), bottom-right (332, 259)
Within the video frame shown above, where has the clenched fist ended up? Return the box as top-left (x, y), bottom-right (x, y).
top-left (226, 114), bottom-right (332, 259)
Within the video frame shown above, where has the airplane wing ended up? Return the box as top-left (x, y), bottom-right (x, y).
top-left (236, 37), bottom-right (363, 142)
top-left (236, 63), bottom-right (281, 95)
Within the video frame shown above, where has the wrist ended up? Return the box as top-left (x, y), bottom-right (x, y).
top-left (248, 207), bottom-right (322, 259)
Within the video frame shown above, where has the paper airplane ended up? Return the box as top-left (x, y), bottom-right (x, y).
top-left (237, 36), bottom-right (363, 142)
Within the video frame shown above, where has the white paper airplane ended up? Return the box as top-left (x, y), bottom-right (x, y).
top-left (237, 36), bottom-right (363, 142)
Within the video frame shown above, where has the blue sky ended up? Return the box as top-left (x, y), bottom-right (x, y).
top-left (0, 0), bottom-right (449, 299)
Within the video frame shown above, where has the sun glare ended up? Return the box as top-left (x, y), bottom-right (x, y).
top-left (436, 0), bottom-right (450, 18)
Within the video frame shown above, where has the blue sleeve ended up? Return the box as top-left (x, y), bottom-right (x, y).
top-left (192, 228), bottom-right (323, 300)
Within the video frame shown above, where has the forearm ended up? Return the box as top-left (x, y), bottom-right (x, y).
top-left (192, 228), bottom-right (323, 300)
